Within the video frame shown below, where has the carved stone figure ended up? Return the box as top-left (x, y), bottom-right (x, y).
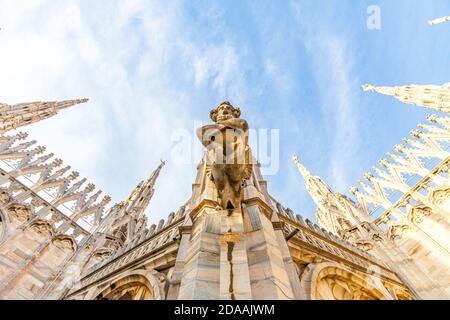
top-left (197, 102), bottom-right (253, 210)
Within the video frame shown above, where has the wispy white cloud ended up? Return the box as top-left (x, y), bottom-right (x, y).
top-left (325, 38), bottom-right (362, 190)
top-left (291, 0), bottom-right (364, 192)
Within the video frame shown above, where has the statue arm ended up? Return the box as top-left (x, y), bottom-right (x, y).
top-left (217, 118), bottom-right (248, 131)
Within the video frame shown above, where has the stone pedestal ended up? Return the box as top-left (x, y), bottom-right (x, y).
top-left (176, 206), bottom-right (252, 300)
top-left (174, 199), bottom-right (300, 300)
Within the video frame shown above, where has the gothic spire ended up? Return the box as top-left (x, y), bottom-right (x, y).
top-left (124, 160), bottom-right (166, 216)
top-left (362, 83), bottom-right (450, 114)
top-left (293, 155), bottom-right (313, 179)
top-left (293, 155), bottom-right (353, 235)
top-left (293, 155), bottom-right (335, 205)
top-left (0, 98), bottom-right (89, 134)
top-left (428, 16), bottom-right (450, 25)
top-left (99, 160), bottom-right (165, 247)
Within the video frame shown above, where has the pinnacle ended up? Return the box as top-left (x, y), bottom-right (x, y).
top-left (362, 82), bottom-right (450, 115)
top-left (50, 98), bottom-right (89, 111)
top-left (293, 154), bottom-right (314, 181)
top-left (0, 97), bottom-right (90, 134)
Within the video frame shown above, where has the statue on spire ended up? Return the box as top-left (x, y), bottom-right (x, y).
top-left (363, 83), bottom-right (450, 114)
top-left (197, 102), bottom-right (253, 210)
top-left (0, 98), bottom-right (89, 134)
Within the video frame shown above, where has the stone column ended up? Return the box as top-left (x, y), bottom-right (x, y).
top-left (177, 206), bottom-right (221, 300)
top-left (166, 226), bottom-right (192, 300)
top-left (219, 208), bottom-right (252, 300)
top-left (243, 203), bottom-right (295, 300)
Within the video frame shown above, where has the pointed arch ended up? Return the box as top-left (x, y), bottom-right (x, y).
top-left (86, 270), bottom-right (164, 300)
top-left (300, 262), bottom-right (396, 300)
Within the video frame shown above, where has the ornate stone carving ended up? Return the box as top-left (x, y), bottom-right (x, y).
top-left (408, 206), bottom-right (432, 224)
top-left (197, 102), bottom-right (253, 210)
top-left (388, 224), bottom-right (411, 241)
top-left (29, 221), bottom-right (54, 238)
top-left (431, 187), bottom-right (450, 208)
top-left (355, 241), bottom-right (374, 252)
top-left (94, 249), bottom-right (113, 261)
top-left (7, 203), bottom-right (31, 223)
top-left (53, 236), bottom-right (77, 252)
top-left (342, 230), bottom-right (357, 242)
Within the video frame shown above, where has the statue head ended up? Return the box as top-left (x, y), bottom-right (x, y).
top-left (210, 101), bottom-right (241, 123)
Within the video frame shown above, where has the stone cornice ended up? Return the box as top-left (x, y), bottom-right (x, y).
top-left (189, 198), bottom-right (218, 221)
top-left (243, 197), bottom-right (274, 220)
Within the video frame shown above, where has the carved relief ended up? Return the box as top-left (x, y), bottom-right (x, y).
top-left (29, 220), bottom-right (54, 238)
top-left (7, 203), bottom-right (32, 223)
top-left (408, 206), bottom-right (432, 224)
top-left (94, 249), bottom-right (113, 261)
top-left (388, 224), bottom-right (411, 241)
top-left (431, 187), bottom-right (450, 209)
top-left (342, 230), bottom-right (357, 242)
top-left (355, 241), bottom-right (374, 252)
top-left (53, 236), bottom-right (77, 252)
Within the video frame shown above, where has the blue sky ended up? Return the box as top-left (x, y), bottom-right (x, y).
top-left (0, 0), bottom-right (449, 223)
